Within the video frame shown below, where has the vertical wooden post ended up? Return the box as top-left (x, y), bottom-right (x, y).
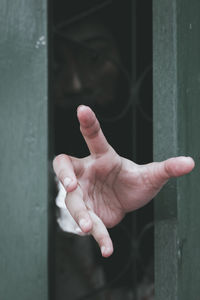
top-left (0, 1), bottom-right (49, 299)
top-left (153, 0), bottom-right (200, 299)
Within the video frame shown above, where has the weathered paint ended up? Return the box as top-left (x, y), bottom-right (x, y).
top-left (153, 0), bottom-right (200, 299)
top-left (0, 1), bottom-right (49, 299)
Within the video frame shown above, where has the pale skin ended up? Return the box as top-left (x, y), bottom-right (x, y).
top-left (53, 105), bottom-right (195, 258)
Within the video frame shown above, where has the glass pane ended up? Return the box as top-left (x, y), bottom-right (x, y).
top-left (50, 1), bottom-right (153, 299)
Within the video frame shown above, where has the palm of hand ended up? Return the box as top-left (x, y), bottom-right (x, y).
top-left (76, 152), bottom-right (160, 228)
top-left (75, 151), bottom-right (125, 228)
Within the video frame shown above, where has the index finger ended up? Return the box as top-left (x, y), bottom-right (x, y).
top-left (77, 105), bottom-right (111, 156)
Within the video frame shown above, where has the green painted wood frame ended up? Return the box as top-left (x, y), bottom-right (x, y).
top-left (0, 1), bottom-right (49, 299)
top-left (153, 0), bottom-right (200, 299)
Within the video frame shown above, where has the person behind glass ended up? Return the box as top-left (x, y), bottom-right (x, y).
top-left (53, 1), bottom-right (195, 258)
top-left (53, 1), bottom-right (131, 159)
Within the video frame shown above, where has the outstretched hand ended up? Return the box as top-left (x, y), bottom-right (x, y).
top-left (53, 105), bottom-right (195, 257)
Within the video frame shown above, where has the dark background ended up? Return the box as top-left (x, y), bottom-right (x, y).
top-left (50, 0), bottom-right (153, 299)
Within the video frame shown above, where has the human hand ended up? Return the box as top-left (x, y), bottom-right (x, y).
top-left (53, 105), bottom-right (195, 257)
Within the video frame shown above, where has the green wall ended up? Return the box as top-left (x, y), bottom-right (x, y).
top-left (0, 1), bottom-right (49, 299)
top-left (153, 0), bottom-right (200, 299)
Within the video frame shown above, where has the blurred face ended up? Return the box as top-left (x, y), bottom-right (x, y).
top-left (53, 16), bottom-right (121, 110)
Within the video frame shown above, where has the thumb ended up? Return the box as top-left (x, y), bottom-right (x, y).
top-left (147, 156), bottom-right (195, 187)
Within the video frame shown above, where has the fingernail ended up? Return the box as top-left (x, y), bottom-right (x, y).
top-left (101, 246), bottom-right (106, 255)
top-left (78, 105), bottom-right (88, 113)
top-left (63, 177), bottom-right (72, 189)
top-left (101, 246), bottom-right (112, 257)
top-left (78, 105), bottom-right (86, 110)
top-left (79, 219), bottom-right (91, 231)
top-left (101, 246), bottom-right (109, 256)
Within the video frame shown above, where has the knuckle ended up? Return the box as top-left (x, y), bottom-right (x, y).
top-left (81, 119), bottom-right (100, 139)
top-left (142, 169), bottom-right (160, 190)
top-left (97, 234), bottom-right (109, 247)
top-left (53, 154), bottom-right (67, 166)
top-left (58, 169), bottom-right (67, 181)
top-left (74, 211), bottom-right (87, 223)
